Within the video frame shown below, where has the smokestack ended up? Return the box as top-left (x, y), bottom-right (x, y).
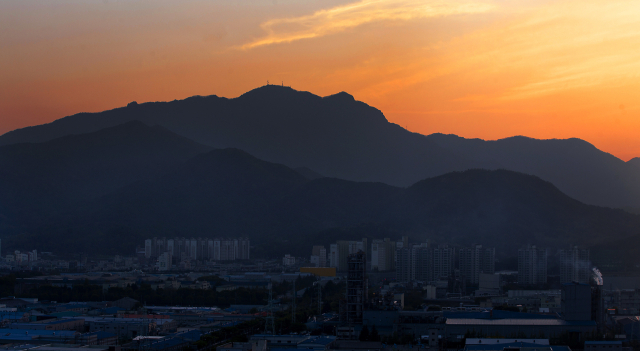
top-left (591, 267), bottom-right (603, 286)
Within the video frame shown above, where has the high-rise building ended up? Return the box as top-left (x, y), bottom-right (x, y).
top-left (167, 239), bottom-right (174, 256)
top-left (412, 243), bottom-right (432, 282)
top-left (395, 242), bottom-right (431, 282)
top-left (480, 247), bottom-right (496, 276)
top-left (220, 240), bottom-right (235, 261)
top-left (335, 239), bottom-right (366, 271)
top-left (213, 239), bottom-right (221, 260)
top-left (400, 236), bottom-right (409, 250)
top-left (371, 240), bottom-right (386, 271)
top-left (189, 239), bottom-right (198, 260)
top-left (141, 237), bottom-right (249, 264)
top-left (346, 250), bottom-right (367, 325)
top-left (329, 244), bottom-right (339, 269)
top-left (157, 252), bottom-right (172, 271)
top-left (518, 245), bottom-right (548, 284)
top-left (238, 238), bottom-right (251, 260)
top-left (311, 245), bottom-right (327, 267)
top-left (459, 244), bottom-right (495, 285)
top-left (176, 238), bottom-right (185, 257)
top-left (560, 246), bottom-right (590, 284)
top-left (371, 238), bottom-right (398, 272)
top-left (319, 247), bottom-right (326, 267)
top-left (432, 245), bottom-right (455, 280)
top-left (396, 247), bottom-right (412, 282)
top-left (283, 254), bottom-right (296, 266)
top-left (144, 239), bottom-right (152, 259)
top-left (198, 238), bottom-right (207, 260)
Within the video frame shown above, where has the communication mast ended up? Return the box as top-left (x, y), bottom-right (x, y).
top-left (292, 279), bottom-right (296, 323)
top-left (318, 278), bottom-right (322, 315)
top-left (264, 283), bottom-right (276, 334)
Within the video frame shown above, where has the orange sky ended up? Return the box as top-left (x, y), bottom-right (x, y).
top-left (1, 0), bottom-right (639, 160)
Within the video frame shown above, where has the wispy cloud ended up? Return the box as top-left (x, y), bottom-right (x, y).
top-left (489, 0), bottom-right (640, 99)
top-left (241, 0), bottom-right (495, 49)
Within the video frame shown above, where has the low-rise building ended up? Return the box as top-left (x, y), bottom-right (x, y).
top-left (218, 340), bottom-right (267, 351)
top-left (86, 318), bottom-right (154, 339)
top-left (584, 341), bottom-right (622, 351)
top-left (9, 318), bottom-right (85, 331)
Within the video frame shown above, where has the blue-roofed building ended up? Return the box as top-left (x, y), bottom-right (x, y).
top-left (297, 336), bottom-right (336, 350)
top-left (465, 342), bottom-right (562, 351)
top-left (466, 338), bottom-right (550, 345)
top-left (0, 329), bottom-right (82, 345)
top-left (122, 330), bottom-right (202, 351)
top-left (250, 334), bottom-right (313, 348)
top-left (49, 311), bottom-right (82, 318)
top-left (54, 303), bottom-right (91, 313)
top-left (218, 340), bottom-right (267, 351)
top-left (464, 339), bottom-right (573, 351)
top-left (168, 329), bottom-right (202, 342)
top-left (83, 331), bottom-right (118, 345)
top-left (9, 318), bottom-right (85, 331)
top-left (444, 310), bottom-right (559, 320)
top-left (0, 312), bottom-right (30, 323)
top-left (369, 309), bottom-right (596, 341)
top-left (86, 317), bottom-right (154, 339)
top-left (137, 336), bottom-right (191, 351)
top-left (94, 306), bottom-right (126, 315)
top-left (445, 318), bottom-right (596, 340)
top-left (584, 341), bottom-right (622, 351)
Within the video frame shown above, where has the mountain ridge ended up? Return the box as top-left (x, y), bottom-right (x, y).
top-left (0, 121), bottom-right (211, 225)
top-left (1, 85), bottom-right (639, 208)
top-left (3, 144), bottom-right (639, 268)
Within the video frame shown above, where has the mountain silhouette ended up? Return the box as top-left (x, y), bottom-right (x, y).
top-left (1, 85), bottom-right (639, 208)
top-left (424, 134), bottom-right (639, 209)
top-left (0, 86), bottom-right (468, 187)
top-left (3, 139), bottom-right (640, 267)
top-left (0, 121), bottom-right (210, 225)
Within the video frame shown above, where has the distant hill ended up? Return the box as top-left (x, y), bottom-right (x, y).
top-left (1, 85), bottom-right (639, 208)
top-left (0, 121), bottom-right (210, 226)
top-left (425, 134), bottom-right (640, 210)
top-left (3, 140), bottom-right (640, 267)
top-left (293, 167), bottom-right (324, 180)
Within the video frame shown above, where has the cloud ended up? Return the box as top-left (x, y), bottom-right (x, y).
top-left (487, 0), bottom-right (640, 99)
top-left (241, 0), bottom-right (495, 49)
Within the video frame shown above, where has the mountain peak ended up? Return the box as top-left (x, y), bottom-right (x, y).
top-left (239, 84), bottom-right (308, 99)
top-left (323, 91), bottom-right (355, 102)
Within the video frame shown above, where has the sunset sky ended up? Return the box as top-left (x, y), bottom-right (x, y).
top-left (1, 0), bottom-right (639, 160)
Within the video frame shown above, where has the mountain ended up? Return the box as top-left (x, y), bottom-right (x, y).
top-left (0, 85), bottom-right (468, 187)
top-left (628, 157), bottom-right (640, 171)
top-left (1, 85), bottom-right (639, 208)
top-left (4, 142), bottom-right (640, 267)
top-left (425, 134), bottom-right (639, 209)
top-left (293, 167), bottom-right (324, 180)
top-left (0, 121), bottom-right (210, 226)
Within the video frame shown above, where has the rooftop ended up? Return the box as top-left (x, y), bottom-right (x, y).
top-left (447, 319), bottom-right (596, 326)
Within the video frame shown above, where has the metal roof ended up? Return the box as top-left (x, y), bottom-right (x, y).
top-left (584, 341), bottom-right (622, 345)
top-left (447, 319), bottom-right (596, 326)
